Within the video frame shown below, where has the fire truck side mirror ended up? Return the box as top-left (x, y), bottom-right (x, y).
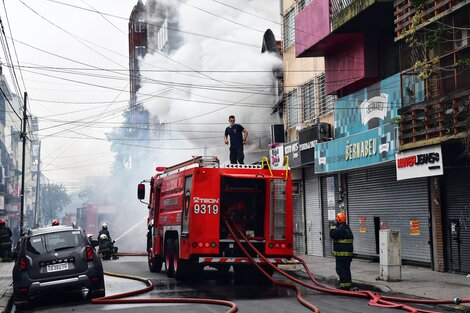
top-left (137, 184), bottom-right (146, 200)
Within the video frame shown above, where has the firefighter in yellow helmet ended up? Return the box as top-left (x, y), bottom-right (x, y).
top-left (329, 212), bottom-right (354, 290)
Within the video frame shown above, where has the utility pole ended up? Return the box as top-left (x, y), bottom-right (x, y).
top-left (33, 142), bottom-right (41, 228)
top-left (20, 92), bottom-right (27, 236)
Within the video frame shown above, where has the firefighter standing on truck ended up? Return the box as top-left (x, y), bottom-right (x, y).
top-left (224, 115), bottom-right (248, 164)
top-left (329, 212), bottom-right (354, 290)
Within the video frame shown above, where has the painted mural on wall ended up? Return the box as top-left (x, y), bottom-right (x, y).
top-left (315, 74), bottom-right (401, 173)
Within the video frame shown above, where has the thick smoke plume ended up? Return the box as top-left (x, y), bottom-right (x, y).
top-left (112, 0), bottom-right (281, 252)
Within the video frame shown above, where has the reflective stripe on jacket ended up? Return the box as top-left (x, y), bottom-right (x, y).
top-left (329, 222), bottom-right (354, 257)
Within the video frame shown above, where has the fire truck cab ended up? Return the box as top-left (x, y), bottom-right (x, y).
top-left (137, 156), bottom-right (294, 281)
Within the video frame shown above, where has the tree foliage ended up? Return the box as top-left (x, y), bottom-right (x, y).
top-left (40, 183), bottom-right (71, 224)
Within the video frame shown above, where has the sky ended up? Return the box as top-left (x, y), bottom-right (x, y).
top-left (1, 0), bottom-right (282, 194)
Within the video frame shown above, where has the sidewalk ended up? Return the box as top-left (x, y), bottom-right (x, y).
top-left (0, 261), bottom-right (14, 313)
top-left (291, 254), bottom-right (470, 312)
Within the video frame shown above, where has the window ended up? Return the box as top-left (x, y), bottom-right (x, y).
top-left (135, 45), bottom-right (147, 57)
top-left (135, 19), bottom-right (146, 33)
top-left (283, 8), bottom-right (295, 49)
top-left (286, 90), bottom-right (299, 128)
top-left (298, 0), bottom-right (311, 10)
top-left (27, 231), bottom-right (84, 255)
top-left (301, 80), bottom-right (316, 122)
top-left (317, 73), bottom-right (336, 115)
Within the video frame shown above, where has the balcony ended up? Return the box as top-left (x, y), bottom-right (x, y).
top-left (398, 88), bottom-right (470, 149)
top-left (394, 0), bottom-right (467, 40)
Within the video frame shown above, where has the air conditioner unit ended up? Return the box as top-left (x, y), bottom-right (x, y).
top-left (454, 28), bottom-right (469, 49)
top-left (318, 123), bottom-right (332, 141)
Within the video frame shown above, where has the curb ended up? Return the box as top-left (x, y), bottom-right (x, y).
top-left (285, 268), bottom-right (470, 312)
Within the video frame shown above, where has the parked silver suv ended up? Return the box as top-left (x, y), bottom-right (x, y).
top-left (12, 225), bottom-right (105, 305)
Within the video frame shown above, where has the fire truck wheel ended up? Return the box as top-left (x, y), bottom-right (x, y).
top-left (165, 239), bottom-right (175, 277)
top-left (173, 239), bottom-right (188, 280)
top-left (148, 254), bottom-right (163, 273)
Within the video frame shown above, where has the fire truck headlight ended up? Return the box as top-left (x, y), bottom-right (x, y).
top-left (211, 242), bottom-right (216, 248)
top-left (281, 243), bottom-right (286, 249)
top-left (287, 243), bottom-right (292, 249)
top-left (204, 242), bottom-right (210, 248)
top-left (269, 243), bottom-right (274, 249)
top-left (192, 242), bottom-right (197, 248)
top-left (198, 242), bottom-right (204, 248)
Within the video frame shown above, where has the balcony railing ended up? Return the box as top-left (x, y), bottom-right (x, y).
top-left (394, 0), bottom-right (465, 39)
top-left (398, 88), bottom-right (470, 148)
top-left (330, 0), bottom-right (355, 17)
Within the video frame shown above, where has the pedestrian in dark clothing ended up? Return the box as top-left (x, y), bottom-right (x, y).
top-left (224, 115), bottom-right (248, 164)
top-left (0, 220), bottom-right (12, 261)
top-left (329, 212), bottom-right (354, 290)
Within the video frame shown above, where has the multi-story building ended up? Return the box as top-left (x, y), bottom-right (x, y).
top-left (279, 0), bottom-right (335, 256)
top-left (289, 0), bottom-right (439, 268)
top-left (394, 0), bottom-right (470, 272)
top-left (0, 66), bottom-right (38, 231)
top-left (125, 0), bottom-right (181, 170)
top-left (286, 0), bottom-right (470, 274)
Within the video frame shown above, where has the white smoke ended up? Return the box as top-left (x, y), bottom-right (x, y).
top-left (109, 1), bottom-right (282, 253)
top-left (138, 0), bottom-right (282, 166)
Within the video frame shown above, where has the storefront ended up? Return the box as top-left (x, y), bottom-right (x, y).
top-left (315, 74), bottom-right (432, 264)
top-left (441, 143), bottom-right (470, 272)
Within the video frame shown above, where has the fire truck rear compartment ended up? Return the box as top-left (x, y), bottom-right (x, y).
top-left (220, 177), bottom-right (266, 256)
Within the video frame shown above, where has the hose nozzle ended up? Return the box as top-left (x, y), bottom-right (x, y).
top-left (453, 297), bottom-right (462, 305)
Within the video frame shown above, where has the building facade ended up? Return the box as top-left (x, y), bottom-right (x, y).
top-left (281, 0), bottom-right (470, 273)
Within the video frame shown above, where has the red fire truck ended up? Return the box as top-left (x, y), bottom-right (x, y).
top-left (137, 156), bottom-right (294, 280)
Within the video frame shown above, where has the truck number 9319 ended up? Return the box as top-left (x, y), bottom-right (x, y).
top-left (194, 204), bottom-right (219, 215)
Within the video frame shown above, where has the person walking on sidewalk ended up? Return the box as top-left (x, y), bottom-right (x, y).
top-left (330, 212), bottom-right (354, 290)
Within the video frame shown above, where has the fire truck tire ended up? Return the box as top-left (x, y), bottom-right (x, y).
top-left (148, 254), bottom-right (163, 273)
top-left (173, 239), bottom-right (189, 280)
top-left (165, 239), bottom-right (175, 277)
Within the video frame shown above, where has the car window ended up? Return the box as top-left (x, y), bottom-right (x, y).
top-left (26, 230), bottom-right (84, 255)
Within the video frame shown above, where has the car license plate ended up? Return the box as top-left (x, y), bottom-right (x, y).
top-left (46, 263), bottom-right (68, 272)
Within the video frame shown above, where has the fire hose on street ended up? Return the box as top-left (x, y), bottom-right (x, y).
top-left (225, 219), bottom-right (470, 313)
top-left (91, 271), bottom-right (238, 313)
top-left (92, 221), bottom-right (470, 313)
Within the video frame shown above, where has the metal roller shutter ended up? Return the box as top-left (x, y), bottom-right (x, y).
top-left (443, 168), bottom-right (470, 273)
top-left (348, 166), bottom-right (431, 264)
top-left (304, 167), bottom-right (323, 256)
top-left (321, 175), bottom-right (342, 257)
top-left (292, 179), bottom-right (305, 254)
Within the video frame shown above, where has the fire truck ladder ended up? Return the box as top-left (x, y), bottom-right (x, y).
top-left (260, 156), bottom-right (290, 180)
top-left (159, 156), bottom-right (220, 177)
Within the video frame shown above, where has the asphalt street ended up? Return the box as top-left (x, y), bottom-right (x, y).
top-left (10, 256), bottom-right (457, 313)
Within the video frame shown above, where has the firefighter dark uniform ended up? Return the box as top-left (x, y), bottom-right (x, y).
top-left (329, 212), bottom-right (354, 290)
top-left (99, 223), bottom-right (111, 241)
top-left (0, 220), bottom-right (12, 261)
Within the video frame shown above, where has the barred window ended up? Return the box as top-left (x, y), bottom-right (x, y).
top-left (317, 73), bottom-right (336, 115)
top-left (286, 90), bottom-right (299, 128)
top-left (301, 80), bottom-right (316, 122)
top-left (298, 0), bottom-right (312, 10)
top-left (283, 8), bottom-right (295, 49)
